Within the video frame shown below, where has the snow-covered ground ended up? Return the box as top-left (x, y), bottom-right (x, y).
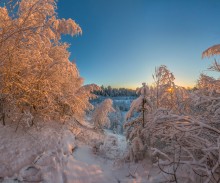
top-left (0, 120), bottom-right (160, 183)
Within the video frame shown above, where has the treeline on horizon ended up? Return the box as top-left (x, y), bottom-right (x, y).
top-left (94, 85), bottom-right (137, 97)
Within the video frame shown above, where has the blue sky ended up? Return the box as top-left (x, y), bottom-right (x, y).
top-left (57, 0), bottom-right (220, 89)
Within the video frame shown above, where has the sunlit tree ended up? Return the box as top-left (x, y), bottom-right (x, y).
top-left (92, 99), bottom-right (115, 130)
top-left (0, 0), bottom-right (96, 127)
top-left (152, 65), bottom-right (175, 109)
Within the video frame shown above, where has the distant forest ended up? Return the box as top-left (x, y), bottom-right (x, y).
top-left (94, 86), bottom-right (137, 97)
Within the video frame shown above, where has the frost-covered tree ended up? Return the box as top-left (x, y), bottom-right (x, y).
top-left (152, 65), bottom-right (190, 114)
top-left (149, 54), bottom-right (220, 182)
top-left (125, 83), bottom-right (152, 128)
top-left (0, 0), bottom-right (97, 127)
top-left (124, 67), bottom-right (191, 163)
top-left (199, 45), bottom-right (220, 94)
top-left (197, 74), bottom-right (220, 94)
top-left (124, 83), bottom-right (153, 162)
top-left (92, 99), bottom-right (115, 130)
top-left (202, 45), bottom-right (220, 72)
top-left (124, 66), bottom-right (220, 182)
top-left (109, 106), bottom-right (123, 134)
top-left (194, 43), bottom-right (220, 119)
top-left (153, 65), bottom-right (175, 109)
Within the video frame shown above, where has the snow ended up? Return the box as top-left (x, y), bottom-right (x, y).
top-left (72, 143), bottom-right (154, 183)
top-left (0, 122), bottom-right (76, 183)
top-left (0, 121), bottom-right (161, 183)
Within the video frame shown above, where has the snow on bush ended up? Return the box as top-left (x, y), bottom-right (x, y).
top-left (124, 64), bottom-right (220, 182)
top-left (99, 134), bottom-right (124, 159)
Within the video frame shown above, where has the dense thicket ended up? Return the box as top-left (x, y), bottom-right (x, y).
top-left (124, 60), bottom-right (220, 182)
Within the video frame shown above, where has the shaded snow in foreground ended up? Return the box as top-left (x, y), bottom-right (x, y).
top-left (0, 122), bottom-right (160, 183)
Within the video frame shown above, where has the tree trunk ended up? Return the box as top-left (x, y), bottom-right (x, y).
top-left (1, 113), bottom-right (5, 126)
top-left (142, 98), bottom-right (146, 128)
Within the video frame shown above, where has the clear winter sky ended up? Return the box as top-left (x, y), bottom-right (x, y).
top-left (57, 0), bottom-right (220, 89)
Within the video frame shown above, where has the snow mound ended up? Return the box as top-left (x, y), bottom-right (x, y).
top-left (99, 131), bottom-right (127, 160)
top-left (0, 122), bottom-right (76, 183)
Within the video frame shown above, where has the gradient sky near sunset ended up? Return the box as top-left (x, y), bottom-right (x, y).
top-left (57, 0), bottom-right (220, 89)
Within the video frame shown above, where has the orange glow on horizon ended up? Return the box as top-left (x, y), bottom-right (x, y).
top-left (108, 78), bottom-right (195, 90)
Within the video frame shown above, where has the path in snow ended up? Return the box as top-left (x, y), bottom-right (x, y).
top-left (71, 132), bottom-right (155, 183)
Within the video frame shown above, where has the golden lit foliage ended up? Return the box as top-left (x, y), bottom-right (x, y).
top-left (0, 0), bottom-right (95, 126)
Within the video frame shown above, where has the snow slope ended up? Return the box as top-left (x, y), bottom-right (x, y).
top-left (0, 122), bottom-right (76, 183)
top-left (0, 121), bottom-right (160, 183)
top-left (72, 134), bottom-right (156, 183)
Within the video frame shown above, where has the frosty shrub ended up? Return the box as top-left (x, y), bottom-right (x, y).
top-left (0, 0), bottom-right (98, 127)
top-left (198, 74), bottom-right (220, 94)
top-left (92, 98), bottom-right (115, 130)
